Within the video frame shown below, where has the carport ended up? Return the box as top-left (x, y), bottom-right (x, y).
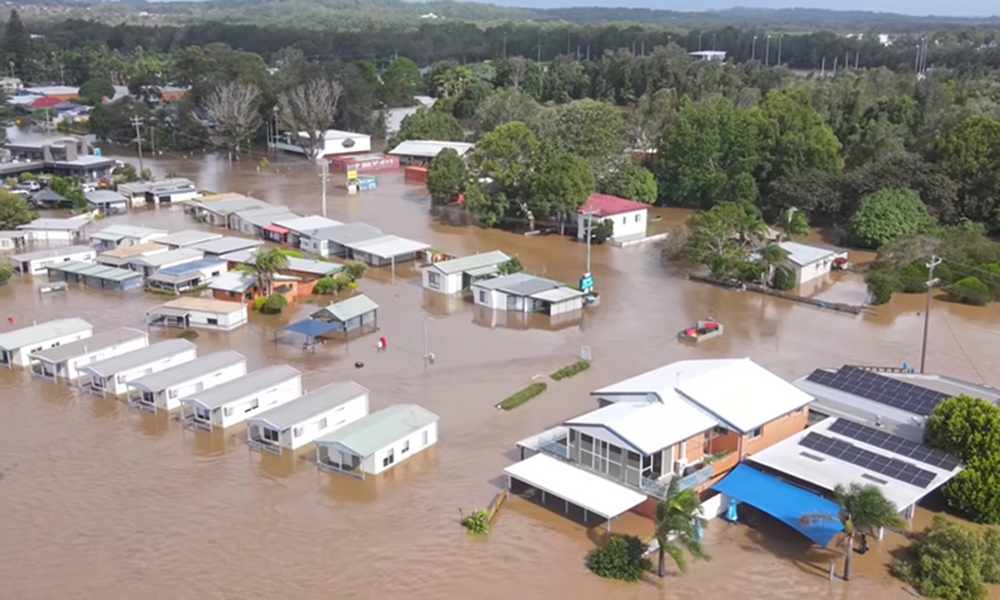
top-left (275, 319), bottom-right (340, 351)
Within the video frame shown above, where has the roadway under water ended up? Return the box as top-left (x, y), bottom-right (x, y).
top-left (2, 140), bottom-right (999, 599)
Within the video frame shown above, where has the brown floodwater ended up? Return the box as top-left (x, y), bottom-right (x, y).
top-left (2, 138), bottom-right (1000, 599)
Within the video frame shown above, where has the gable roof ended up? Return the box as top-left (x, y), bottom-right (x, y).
top-left (426, 250), bottom-right (511, 275)
top-left (472, 273), bottom-right (566, 297)
top-left (578, 193), bottom-right (649, 217)
top-left (316, 404), bottom-right (438, 457)
top-left (78, 339), bottom-right (195, 378)
top-left (250, 381), bottom-right (368, 430)
top-left (29, 327), bottom-right (145, 363)
top-left (181, 365), bottom-right (301, 409)
top-left (342, 234), bottom-right (429, 259)
top-left (312, 294), bottom-right (379, 322)
top-left (128, 350), bottom-right (246, 393)
top-left (777, 242), bottom-right (845, 267)
top-left (566, 397), bottom-right (718, 455)
top-left (0, 318), bottom-right (92, 351)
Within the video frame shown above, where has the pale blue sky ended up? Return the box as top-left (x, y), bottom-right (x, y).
top-left (491, 0), bottom-right (998, 18)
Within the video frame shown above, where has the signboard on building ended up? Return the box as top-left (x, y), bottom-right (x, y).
top-left (579, 273), bottom-right (594, 293)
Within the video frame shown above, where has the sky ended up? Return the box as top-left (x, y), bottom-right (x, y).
top-left (479, 0), bottom-right (999, 18)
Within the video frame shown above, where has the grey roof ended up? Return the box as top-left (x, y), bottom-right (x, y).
top-left (48, 261), bottom-right (142, 282)
top-left (777, 242), bottom-right (845, 267)
top-left (191, 237), bottom-right (264, 256)
top-left (316, 404), bottom-right (438, 457)
top-left (273, 215), bottom-right (343, 233)
top-left (232, 207), bottom-right (299, 228)
top-left (128, 350), bottom-right (246, 393)
top-left (388, 140), bottom-right (474, 158)
top-left (311, 294), bottom-right (379, 322)
top-left (30, 327), bottom-right (146, 363)
top-left (199, 197), bottom-right (271, 215)
top-left (155, 230), bottom-right (222, 248)
top-left (85, 190), bottom-right (128, 205)
top-left (17, 217), bottom-right (89, 231)
top-left (90, 224), bottom-right (167, 241)
top-left (120, 178), bottom-right (196, 196)
top-left (472, 273), bottom-right (565, 297)
top-left (30, 188), bottom-right (67, 203)
top-left (306, 222), bottom-right (382, 245)
top-left (130, 247), bottom-right (203, 269)
top-left (181, 365), bottom-right (301, 409)
top-left (79, 339), bottom-right (196, 378)
top-left (251, 381), bottom-right (369, 430)
top-left (427, 250), bottom-right (510, 275)
top-left (10, 245), bottom-right (95, 262)
top-left (208, 271), bottom-right (257, 293)
top-left (0, 318), bottom-right (92, 351)
top-left (282, 256), bottom-right (342, 276)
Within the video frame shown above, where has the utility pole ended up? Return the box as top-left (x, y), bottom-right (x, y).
top-left (503, 31), bottom-right (507, 59)
top-left (150, 125), bottom-right (156, 156)
top-left (752, 36), bottom-right (757, 61)
top-left (777, 34), bottom-right (783, 66)
top-left (318, 159), bottom-right (329, 218)
top-left (920, 255), bottom-right (942, 374)
top-left (538, 29), bottom-right (542, 63)
top-left (698, 33), bottom-right (702, 51)
top-left (584, 210), bottom-right (595, 275)
top-left (130, 116), bottom-right (144, 173)
top-left (765, 35), bottom-right (771, 66)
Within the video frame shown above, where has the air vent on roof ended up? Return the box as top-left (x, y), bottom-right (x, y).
top-left (862, 473), bottom-right (889, 485)
top-left (799, 452), bottom-right (826, 462)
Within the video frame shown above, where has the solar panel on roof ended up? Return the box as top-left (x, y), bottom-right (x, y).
top-left (827, 418), bottom-right (962, 471)
top-left (799, 432), bottom-right (938, 488)
top-left (805, 366), bottom-right (950, 416)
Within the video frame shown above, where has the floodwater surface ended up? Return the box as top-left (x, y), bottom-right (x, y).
top-left (2, 139), bottom-right (999, 599)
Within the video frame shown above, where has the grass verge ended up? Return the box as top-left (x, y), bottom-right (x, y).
top-left (551, 360), bottom-right (591, 381)
top-left (497, 382), bottom-right (547, 411)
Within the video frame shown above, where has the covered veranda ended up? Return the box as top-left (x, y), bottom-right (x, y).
top-left (275, 318), bottom-right (340, 351)
top-left (310, 294), bottom-right (380, 340)
top-left (504, 453), bottom-right (646, 532)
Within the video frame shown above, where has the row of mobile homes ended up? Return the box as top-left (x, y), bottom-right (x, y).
top-left (0, 318), bottom-right (93, 368)
top-left (316, 404), bottom-right (439, 479)
top-left (229, 206), bottom-right (299, 238)
top-left (128, 350), bottom-right (247, 412)
top-left (79, 339), bottom-right (198, 397)
top-left (118, 178), bottom-right (197, 206)
top-left (247, 381), bottom-right (369, 454)
top-left (146, 297), bottom-right (248, 331)
top-left (422, 250), bottom-right (510, 295)
top-left (17, 216), bottom-right (90, 242)
top-left (270, 216), bottom-right (342, 247)
top-left (471, 273), bottom-right (586, 316)
top-left (194, 196), bottom-right (272, 227)
top-left (180, 365), bottom-right (302, 431)
top-left (155, 230), bottom-right (222, 250)
top-left (182, 192), bottom-right (244, 216)
top-left (9, 245), bottom-right (96, 275)
top-left (128, 247), bottom-right (203, 278)
top-left (96, 242), bottom-right (168, 268)
top-left (89, 224), bottom-right (167, 250)
top-left (0, 230), bottom-right (27, 251)
top-left (190, 237), bottom-right (263, 259)
top-left (84, 190), bottom-right (129, 215)
top-left (145, 258), bottom-right (227, 294)
top-left (46, 261), bottom-right (144, 291)
top-left (29, 327), bottom-right (148, 382)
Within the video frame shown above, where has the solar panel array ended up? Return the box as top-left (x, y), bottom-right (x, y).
top-left (799, 431), bottom-right (937, 488)
top-left (828, 418), bottom-right (962, 471)
top-left (806, 366), bottom-right (949, 416)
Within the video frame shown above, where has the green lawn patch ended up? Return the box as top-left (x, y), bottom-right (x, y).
top-left (551, 360), bottom-right (591, 381)
top-left (497, 382), bottom-right (547, 411)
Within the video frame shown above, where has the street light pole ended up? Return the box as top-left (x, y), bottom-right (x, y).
top-left (584, 210), bottom-right (595, 275)
top-left (920, 255), bottom-right (942, 374)
top-left (752, 36), bottom-right (757, 61)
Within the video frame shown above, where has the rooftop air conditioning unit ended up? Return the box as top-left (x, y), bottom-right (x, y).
top-left (674, 458), bottom-right (688, 476)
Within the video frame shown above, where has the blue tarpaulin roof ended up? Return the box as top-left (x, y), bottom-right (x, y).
top-left (281, 319), bottom-right (339, 338)
top-left (712, 464), bottom-right (844, 547)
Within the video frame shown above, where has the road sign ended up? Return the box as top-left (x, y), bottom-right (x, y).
top-left (579, 273), bottom-right (594, 292)
top-left (93, 148), bottom-right (102, 156)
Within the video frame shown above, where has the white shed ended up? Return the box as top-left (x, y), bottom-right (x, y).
top-left (316, 404), bottom-right (439, 479)
top-left (9, 245), bottom-right (96, 275)
top-left (421, 250), bottom-right (510, 295)
top-left (778, 241), bottom-right (850, 286)
top-left (29, 327), bottom-right (148, 382)
top-left (471, 273), bottom-right (586, 316)
top-left (17, 216), bottom-right (90, 242)
top-left (78, 339), bottom-right (198, 397)
top-left (127, 350), bottom-right (247, 412)
top-left (247, 381), bottom-right (369, 453)
top-left (179, 365), bottom-right (303, 431)
top-left (275, 129), bottom-right (372, 158)
top-left (0, 318), bottom-right (93, 369)
top-left (145, 297), bottom-right (248, 331)
top-left (89, 224), bottom-right (168, 250)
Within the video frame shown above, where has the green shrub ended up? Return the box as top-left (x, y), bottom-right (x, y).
top-left (738, 261), bottom-right (762, 283)
top-left (253, 296), bottom-right (267, 311)
top-left (278, 249), bottom-right (303, 258)
top-left (18, 172), bottom-right (36, 182)
top-left (497, 382), bottom-right (547, 410)
top-left (343, 260), bottom-right (366, 281)
top-left (865, 269), bottom-right (898, 305)
top-left (178, 329), bottom-right (200, 340)
top-left (260, 293), bottom-right (288, 314)
top-left (590, 219), bottom-right (615, 245)
top-left (497, 257), bottom-right (524, 275)
top-left (0, 261), bottom-right (12, 284)
top-left (772, 265), bottom-right (796, 291)
top-left (899, 262), bottom-right (929, 293)
top-left (586, 536), bottom-right (651, 582)
top-left (948, 277), bottom-right (990, 306)
top-left (315, 273), bottom-right (351, 295)
top-left (978, 263), bottom-right (1000, 300)
top-left (551, 360), bottom-right (591, 381)
top-left (461, 509), bottom-right (490, 535)
top-left (849, 188), bottom-right (935, 249)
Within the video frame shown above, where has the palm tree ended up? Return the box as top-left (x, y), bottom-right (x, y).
top-left (237, 248), bottom-right (289, 296)
top-left (777, 207), bottom-right (810, 241)
top-left (756, 243), bottom-right (789, 286)
top-left (654, 479), bottom-right (711, 578)
top-left (802, 483), bottom-right (905, 581)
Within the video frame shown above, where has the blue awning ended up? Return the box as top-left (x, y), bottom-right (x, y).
top-left (712, 464), bottom-right (843, 547)
top-left (281, 319), bottom-right (339, 338)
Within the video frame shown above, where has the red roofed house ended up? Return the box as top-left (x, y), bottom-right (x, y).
top-left (28, 96), bottom-right (64, 110)
top-left (577, 193), bottom-right (649, 242)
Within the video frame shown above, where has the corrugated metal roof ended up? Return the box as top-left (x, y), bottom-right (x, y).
top-left (129, 247), bottom-right (203, 268)
top-left (152, 258), bottom-right (226, 276)
top-left (311, 294), bottom-right (379, 323)
top-left (10, 245), bottom-right (94, 262)
top-left (0, 318), bottom-right (93, 351)
top-left (79, 339), bottom-right (196, 378)
top-left (48, 261), bottom-right (142, 282)
top-left (90, 224), bottom-right (166, 241)
top-left (388, 140), bottom-right (474, 158)
top-left (472, 273), bottom-right (564, 297)
top-left (273, 215), bottom-right (343, 233)
top-left (29, 327), bottom-right (146, 363)
top-left (98, 242), bottom-right (167, 259)
top-left (307, 223), bottom-right (382, 245)
top-left (182, 365), bottom-right (301, 409)
top-left (17, 217), bottom-right (89, 231)
top-left (343, 234), bottom-right (429, 259)
top-left (316, 404), bottom-right (438, 457)
top-left (148, 297), bottom-right (246, 315)
top-left (427, 250), bottom-right (510, 275)
top-left (191, 237), bottom-right (264, 256)
top-left (128, 350), bottom-right (246, 392)
top-left (208, 271), bottom-right (257, 293)
top-left (198, 197), bottom-right (271, 215)
top-left (251, 381), bottom-right (368, 430)
top-left (155, 230), bottom-right (222, 248)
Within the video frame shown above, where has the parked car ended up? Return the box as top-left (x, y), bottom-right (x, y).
top-left (16, 180), bottom-right (41, 192)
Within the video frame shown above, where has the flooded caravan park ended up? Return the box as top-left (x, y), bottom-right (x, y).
top-left (2, 144), bottom-right (1000, 599)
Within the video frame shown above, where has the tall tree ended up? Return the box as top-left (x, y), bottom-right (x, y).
top-left (627, 88), bottom-right (679, 154)
top-left (426, 148), bottom-right (467, 206)
top-left (195, 82), bottom-right (263, 160)
top-left (552, 99), bottom-right (627, 177)
top-left (598, 163), bottom-right (657, 204)
top-left (0, 189), bottom-right (36, 230)
top-left (653, 479), bottom-right (711, 578)
top-left (754, 88), bottom-right (842, 189)
top-left (3, 10), bottom-right (30, 80)
top-left (935, 115), bottom-right (1000, 229)
top-left (472, 89), bottom-right (540, 137)
top-left (776, 207), bottom-right (810, 241)
top-left (238, 248), bottom-right (289, 296)
top-left (277, 78), bottom-right (344, 161)
top-left (388, 108), bottom-right (464, 148)
top-left (803, 483), bottom-right (905, 581)
top-left (527, 142), bottom-right (595, 221)
top-left (380, 57), bottom-right (422, 107)
top-left (468, 121), bottom-right (539, 193)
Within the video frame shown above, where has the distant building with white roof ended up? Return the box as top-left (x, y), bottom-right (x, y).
top-left (777, 241), bottom-right (848, 285)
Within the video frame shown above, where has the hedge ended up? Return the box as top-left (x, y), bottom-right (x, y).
top-left (497, 382), bottom-right (547, 411)
top-left (551, 360), bottom-right (590, 381)
top-left (949, 277), bottom-right (990, 306)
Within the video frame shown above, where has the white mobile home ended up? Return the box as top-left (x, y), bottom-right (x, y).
top-left (299, 222), bottom-right (382, 258)
top-left (145, 297), bottom-right (248, 331)
top-left (316, 404), bottom-right (439, 479)
top-left (0, 230), bottom-right (27, 251)
top-left (9, 245), bottom-right (96, 275)
top-left (471, 273), bottom-right (586, 316)
top-left (179, 365), bottom-right (303, 431)
top-left (85, 190), bottom-right (129, 215)
top-left (128, 247), bottom-right (203, 278)
top-left (95, 242), bottom-right (168, 268)
top-left (89, 224), bottom-right (168, 250)
top-left (78, 339), bottom-right (198, 397)
top-left (228, 206), bottom-right (299, 238)
top-left (247, 381), bottom-right (369, 453)
top-left (17, 216), bottom-right (90, 242)
top-left (154, 230), bottom-right (222, 249)
top-left (422, 250), bottom-right (510, 295)
top-left (270, 215), bottom-right (342, 248)
top-left (189, 236), bottom-right (264, 259)
top-left (127, 350), bottom-right (247, 412)
top-left (145, 258), bottom-right (227, 294)
top-left (0, 318), bottom-right (93, 369)
top-left (29, 327), bottom-right (148, 382)
top-left (193, 196), bottom-right (271, 227)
